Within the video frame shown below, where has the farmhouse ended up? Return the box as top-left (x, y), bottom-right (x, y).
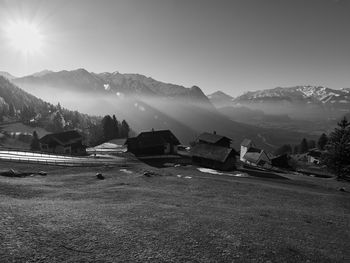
top-left (240, 138), bottom-right (255, 162)
top-left (125, 129), bottom-right (181, 156)
top-left (240, 139), bottom-right (271, 168)
top-left (39, 130), bottom-right (86, 155)
top-left (197, 131), bottom-right (231, 148)
top-left (191, 143), bottom-right (238, 171)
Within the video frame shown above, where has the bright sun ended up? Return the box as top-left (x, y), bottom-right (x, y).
top-left (4, 20), bottom-right (44, 55)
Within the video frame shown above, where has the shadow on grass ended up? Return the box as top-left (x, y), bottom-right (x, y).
top-left (240, 168), bottom-right (288, 180)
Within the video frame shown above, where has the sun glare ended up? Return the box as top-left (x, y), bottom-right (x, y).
top-left (4, 20), bottom-right (44, 55)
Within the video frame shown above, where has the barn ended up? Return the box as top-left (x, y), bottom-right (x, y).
top-left (190, 143), bottom-right (238, 171)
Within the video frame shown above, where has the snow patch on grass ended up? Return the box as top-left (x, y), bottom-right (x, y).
top-left (120, 169), bottom-right (133, 174)
top-left (197, 168), bottom-right (247, 177)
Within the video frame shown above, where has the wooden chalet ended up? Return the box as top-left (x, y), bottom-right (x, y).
top-left (39, 130), bottom-right (86, 155)
top-left (125, 129), bottom-right (181, 156)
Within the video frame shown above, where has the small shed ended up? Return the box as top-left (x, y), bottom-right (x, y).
top-left (190, 144), bottom-right (238, 171)
top-left (39, 130), bottom-right (86, 155)
top-left (125, 129), bottom-right (181, 156)
top-left (271, 154), bottom-right (291, 169)
top-left (307, 149), bottom-right (322, 164)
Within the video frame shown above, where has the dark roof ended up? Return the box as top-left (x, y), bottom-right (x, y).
top-left (247, 147), bottom-right (261, 153)
top-left (39, 130), bottom-right (83, 146)
top-left (197, 132), bottom-right (231, 144)
top-left (241, 139), bottom-right (252, 147)
top-left (138, 130), bottom-right (180, 145)
top-left (190, 144), bottom-right (237, 163)
top-left (126, 129), bottom-right (181, 147)
top-left (243, 149), bottom-right (269, 164)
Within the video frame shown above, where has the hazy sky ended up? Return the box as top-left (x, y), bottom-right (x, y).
top-left (0, 0), bottom-right (349, 96)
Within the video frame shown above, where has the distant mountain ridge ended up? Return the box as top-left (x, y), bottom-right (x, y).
top-left (234, 86), bottom-right (350, 105)
top-left (208, 86), bottom-right (350, 120)
top-left (14, 69), bottom-right (210, 104)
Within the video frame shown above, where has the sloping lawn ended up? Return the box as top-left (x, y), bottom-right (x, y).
top-left (0, 161), bottom-right (349, 262)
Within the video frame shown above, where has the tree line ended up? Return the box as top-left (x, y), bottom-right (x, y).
top-left (274, 133), bottom-right (328, 156)
top-left (274, 117), bottom-right (350, 180)
top-left (30, 114), bottom-right (131, 150)
top-left (86, 115), bottom-right (131, 146)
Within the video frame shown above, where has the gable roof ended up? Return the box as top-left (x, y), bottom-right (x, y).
top-left (191, 144), bottom-right (237, 163)
top-left (243, 152), bottom-right (262, 164)
top-left (197, 132), bottom-right (231, 144)
top-left (138, 130), bottom-right (180, 145)
top-left (241, 139), bottom-right (253, 147)
top-left (126, 129), bottom-right (181, 147)
top-left (243, 149), bottom-right (270, 164)
top-left (40, 130), bottom-right (83, 146)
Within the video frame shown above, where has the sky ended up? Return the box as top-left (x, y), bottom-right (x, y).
top-left (0, 0), bottom-right (349, 96)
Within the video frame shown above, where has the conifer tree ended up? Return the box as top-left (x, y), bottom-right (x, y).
top-left (30, 131), bottom-right (41, 151)
top-left (9, 103), bottom-right (15, 117)
top-left (299, 138), bottom-right (309, 154)
top-left (120, 120), bottom-right (130, 138)
top-left (102, 115), bottom-right (114, 141)
top-left (317, 133), bottom-right (328, 150)
top-left (322, 117), bottom-right (350, 179)
top-left (112, 115), bottom-right (119, 138)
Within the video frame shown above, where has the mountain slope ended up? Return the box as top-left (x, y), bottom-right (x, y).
top-left (0, 76), bottom-right (102, 140)
top-left (0, 71), bottom-right (16, 80)
top-left (15, 70), bottom-right (211, 103)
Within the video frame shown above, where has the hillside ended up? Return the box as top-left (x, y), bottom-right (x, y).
top-left (0, 161), bottom-right (348, 262)
top-left (0, 76), bottom-right (108, 146)
top-left (0, 71), bottom-right (16, 80)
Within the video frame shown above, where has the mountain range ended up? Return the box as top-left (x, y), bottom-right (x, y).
top-left (208, 86), bottom-right (350, 136)
top-left (2, 69), bottom-right (336, 150)
top-left (208, 86), bottom-right (350, 119)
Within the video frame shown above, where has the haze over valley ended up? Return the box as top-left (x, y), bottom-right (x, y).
top-left (1, 69), bottom-right (340, 150)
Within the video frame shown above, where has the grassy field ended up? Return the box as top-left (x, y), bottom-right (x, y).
top-left (0, 161), bottom-right (349, 262)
